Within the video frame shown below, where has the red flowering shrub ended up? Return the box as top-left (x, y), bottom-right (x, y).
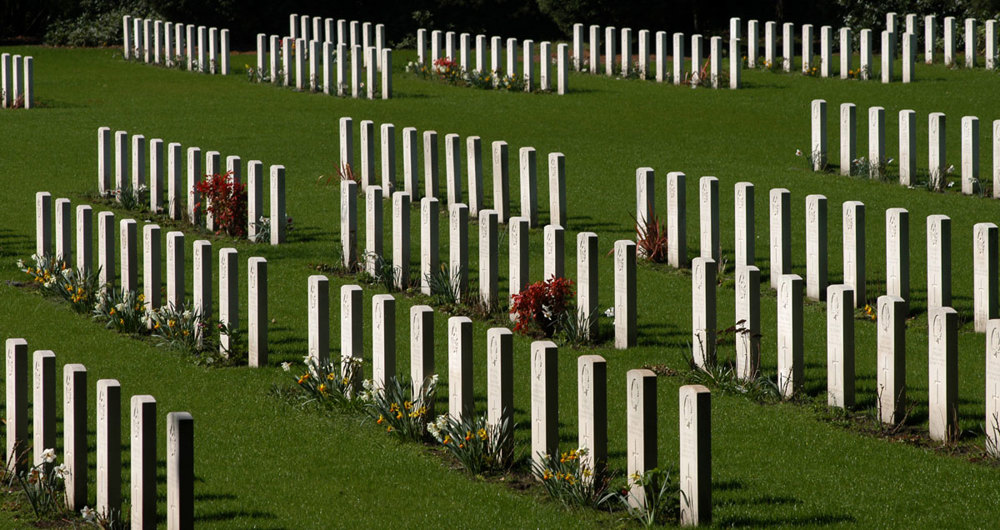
top-left (433, 57), bottom-right (463, 83)
top-left (509, 277), bottom-right (575, 337)
top-left (195, 171), bottom-right (248, 238)
top-left (634, 211), bottom-right (669, 263)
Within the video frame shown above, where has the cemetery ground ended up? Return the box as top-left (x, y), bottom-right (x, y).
top-left (2, 44), bottom-right (1000, 527)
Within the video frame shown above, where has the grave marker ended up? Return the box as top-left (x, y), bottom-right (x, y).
top-left (166, 412), bottom-right (194, 530)
top-left (679, 384), bottom-right (711, 526)
top-left (777, 274), bottom-right (804, 398)
top-left (130, 395), bottom-right (156, 529)
top-left (626, 368), bottom-right (657, 509)
top-left (479, 210), bottom-right (499, 307)
top-left (578, 232), bottom-right (599, 339)
top-left (877, 295), bottom-right (907, 424)
top-left (734, 182), bottom-right (754, 267)
top-left (578, 355), bottom-right (607, 478)
top-left (341, 285), bottom-right (363, 388)
top-left (667, 171), bottom-right (687, 268)
top-left (420, 197), bottom-right (439, 295)
top-left (307, 275), bottom-right (330, 366)
top-left (769, 188), bottom-right (791, 288)
top-left (962, 116), bottom-right (980, 195)
top-left (365, 186), bottom-right (384, 276)
top-left (392, 192), bottom-right (411, 290)
top-left (248, 257), bottom-right (268, 367)
top-left (615, 240), bottom-right (637, 349)
top-left (928, 306), bottom-right (958, 441)
top-left (692, 257), bottom-right (717, 368)
top-left (827, 284), bottom-right (855, 408)
top-left (5, 339), bottom-right (27, 473)
top-left (805, 195), bottom-right (827, 300)
top-left (96, 379), bottom-right (121, 520)
top-left (372, 294), bottom-right (396, 391)
top-left (543, 224), bottom-right (564, 281)
top-left (448, 316), bottom-right (473, 422)
top-left (974, 223), bottom-right (998, 332)
top-left (735, 265), bottom-right (760, 380)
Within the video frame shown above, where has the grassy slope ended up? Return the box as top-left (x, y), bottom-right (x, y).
top-left (0, 45), bottom-right (999, 527)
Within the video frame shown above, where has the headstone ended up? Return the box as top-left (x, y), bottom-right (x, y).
top-left (926, 215), bottom-right (951, 311)
top-left (673, 32), bottom-right (685, 85)
top-left (122, 16), bottom-right (131, 59)
top-left (186, 25), bottom-right (194, 71)
top-left (735, 265), bottom-right (760, 380)
top-left (944, 16), bottom-right (956, 66)
top-left (167, 143), bottom-right (182, 220)
top-left (691, 257), bottom-right (717, 368)
top-left (479, 210), bottom-right (499, 307)
top-left (166, 411), bottom-right (194, 530)
top-left (420, 197), bottom-right (440, 295)
top-left (509, 216), bottom-right (529, 308)
top-left (362, 126), bottom-right (376, 182)
top-left (322, 42), bottom-right (333, 94)
top-left (544, 224), bottom-right (565, 281)
top-left (667, 171), bottom-right (687, 268)
top-left (880, 30), bottom-right (893, 83)
top-left (410, 305), bottom-right (434, 407)
top-left (966, 18), bottom-right (977, 68)
top-left (96, 379), bottom-right (121, 520)
top-left (811, 99), bottom-right (827, 170)
top-left (860, 29), bottom-right (872, 79)
top-left (487, 327), bottom-right (514, 458)
top-left (204, 150), bottom-right (221, 231)
top-left (120, 219), bottom-right (137, 295)
top-left (34, 192), bottom-right (51, 258)
top-left (929, 112), bottom-right (947, 189)
top-left (877, 295), bottom-right (907, 424)
top-left (869, 106), bottom-right (886, 178)
top-left (734, 182), bottom-right (754, 267)
top-left (987, 20), bottom-right (998, 70)
top-left (448, 316), bottom-right (473, 422)
top-left (492, 141), bottom-right (510, 222)
top-left (805, 195), bottom-right (828, 300)
top-left (605, 27), bottom-right (617, 76)
top-left (782, 23), bottom-right (794, 71)
top-left (729, 34), bottom-right (741, 89)
top-left (339, 180), bottom-right (358, 271)
top-left (962, 116), bottom-right (980, 195)
top-left (777, 274), bottom-right (804, 398)
top-left (449, 203), bottom-right (469, 298)
top-left (307, 275), bottom-right (330, 366)
top-left (365, 186), bottom-right (384, 275)
top-left (827, 284), bottom-right (855, 408)
top-left (655, 31), bottom-right (668, 82)
top-left (928, 306), bottom-right (959, 441)
top-left (380, 123), bottom-right (395, 197)
top-left (926, 15), bottom-right (937, 64)
top-left (531, 340), bottom-right (558, 474)
top-left (98, 127), bottom-right (111, 195)
top-left (621, 29), bottom-right (633, 77)
top-left (351, 45), bottom-right (361, 97)
top-left (445, 30), bottom-right (455, 61)
top-left (366, 47), bottom-right (377, 99)
top-left (54, 198), bottom-right (71, 264)
top-left (636, 167), bottom-right (655, 241)
top-left (476, 34), bottom-right (486, 73)
top-left (690, 34), bottom-right (703, 85)
top-left (842, 201), bottom-right (866, 308)
top-left (590, 25), bottom-right (600, 75)
top-left (63, 363), bottom-right (87, 510)
top-left (764, 22), bottom-right (776, 67)
top-left (747, 20), bottom-right (759, 67)
top-left (507, 37), bottom-right (518, 77)
top-left (142, 224), bottom-right (161, 317)
top-left (578, 355), bottom-right (607, 478)
top-left (577, 232), bottom-right (599, 339)
top-left (197, 26), bottom-right (207, 73)
top-left (839, 27), bottom-right (852, 79)
top-left (165, 231), bottom-right (184, 309)
top-left (339, 116), bottom-right (354, 169)
top-left (548, 153), bottom-right (566, 227)
top-left (340, 284), bottom-right (363, 388)
top-left (986, 320), bottom-right (1000, 455)
top-left (899, 110), bottom-right (916, 185)
top-left (270, 36), bottom-right (279, 84)
top-left (467, 137), bottom-right (483, 217)
top-left (802, 24), bottom-right (814, 72)
top-left (76, 205), bottom-right (92, 274)
top-left (886, 208), bottom-right (910, 308)
top-left (149, 139), bottom-right (164, 213)
top-left (130, 395), bottom-right (156, 529)
top-left (336, 43), bottom-right (346, 95)
top-left (995, 120), bottom-right (1000, 199)
top-left (902, 31), bottom-right (915, 83)
top-left (392, 192), bottom-right (411, 290)
top-left (403, 127), bottom-right (419, 199)
top-left (248, 257), bottom-right (268, 367)
top-left (270, 165), bottom-right (286, 245)
top-left (678, 384), bottom-right (711, 526)
top-left (308, 40), bottom-right (318, 90)
top-left (709, 36), bottom-right (721, 88)
top-left (98, 212), bottom-right (115, 292)
top-left (522, 39), bottom-right (534, 90)
top-left (519, 147), bottom-right (538, 226)
top-left (187, 147), bottom-right (201, 224)
top-left (699, 176), bottom-right (719, 260)
top-left (445, 133), bottom-right (462, 207)
top-left (638, 29), bottom-right (649, 78)
top-left (626, 368), bottom-right (658, 508)
top-left (5, 339), bottom-right (27, 473)
top-left (218, 248), bottom-right (238, 353)
top-left (573, 23), bottom-right (583, 70)
top-left (974, 223), bottom-right (999, 332)
top-left (615, 240), bottom-right (637, 349)
top-left (372, 294), bottom-right (396, 391)
top-left (423, 131), bottom-right (439, 200)
top-left (769, 188), bottom-right (791, 288)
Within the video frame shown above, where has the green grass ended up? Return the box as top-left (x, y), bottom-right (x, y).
top-left (2, 44), bottom-right (1000, 526)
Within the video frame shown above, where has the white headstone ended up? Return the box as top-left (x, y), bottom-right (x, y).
top-left (449, 203), bottom-right (469, 298)
top-left (340, 285), bottom-right (363, 388)
top-left (578, 355), bottom-right (607, 478)
top-left (380, 124), bottom-right (395, 197)
top-left (839, 27), bottom-right (852, 79)
top-left (341, 180), bottom-right (357, 270)
top-left (926, 215), bottom-right (951, 311)
top-left (929, 112), bottom-right (947, 189)
top-left (543, 224), bottom-right (564, 281)
top-left (962, 116), bottom-right (980, 195)
top-left (885, 208), bottom-right (910, 308)
top-left (392, 192), bottom-right (411, 290)
top-left (403, 127), bottom-right (419, 200)
top-left (899, 110), bottom-right (916, 185)
top-left (142, 224), bottom-right (161, 317)
top-left (96, 379), bottom-right (121, 520)
top-left (673, 32), bottom-right (685, 85)
top-left (691, 257), bottom-right (717, 368)
top-left (805, 195), bottom-right (827, 300)
top-left (423, 131), bottom-right (439, 200)
top-left (486, 327), bottom-right (513, 458)
top-left (777, 274), bottom-right (804, 398)
top-left (531, 340), bottom-right (558, 474)
top-left (98, 211), bottom-right (115, 292)
top-left (420, 197), bottom-right (440, 295)
top-left (63, 363), bottom-right (87, 510)
top-left (130, 395), bottom-right (156, 529)
top-left (842, 201), bottom-right (866, 308)
top-left (119, 219), bottom-right (137, 295)
top-left (365, 186), bottom-right (384, 275)
top-left (410, 305), bottom-right (434, 409)
top-left (735, 265), bottom-right (760, 380)
top-left (986, 320), bottom-right (1000, 456)
top-left (699, 176), bottom-right (719, 260)
top-left (479, 210), bottom-right (499, 307)
top-left (626, 368), bottom-right (657, 509)
top-left (615, 240), bottom-right (637, 349)
top-left (166, 411), bottom-right (194, 529)
top-left (248, 257), bottom-right (268, 367)
top-left (372, 294), bottom-right (396, 391)
top-left (811, 99), bottom-right (827, 170)
top-left (928, 306), bottom-right (958, 441)
top-left (467, 137), bottom-right (483, 217)
top-left (877, 295), bottom-right (906, 424)
top-left (98, 127), bottom-right (111, 195)
top-left (678, 384), bottom-right (711, 526)
top-left (509, 217), bottom-right (529, 308)
top-left (270, 165), bottom-right (286, 245)
top-left (76, 205), bottom-right (92, 275)
top-left (667, 171), bottom-right (687, 268)
top-left (974, 223), bottom-right (999, 332)
top-left (307, 275), bottom-right (330, 367)
top-left (827, 284), bottom-right (855, 408)
top-left (636, 167), bottom-right (655, 241)
top-left (5, 338), bottom-right (27, 473)
top-left (734, 182), bottom-right (754, 267)
top-left (186, 147), bottom-right (201, 224)
top-left (218, 248), bottom-right (238, 353)
top-left (492, 141), bottom-right (510, 222)
top-left (769, 188), bottom-right (791, 288)
top-left (448, 316), bottom-right (473, 422)
top-left (869, 106), bottom-right (885, 178)
top-left (445, 133), bottom-right (462, 207)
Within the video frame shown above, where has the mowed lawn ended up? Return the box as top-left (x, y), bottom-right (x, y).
top-left (1, 44), bottom-right (999, 526)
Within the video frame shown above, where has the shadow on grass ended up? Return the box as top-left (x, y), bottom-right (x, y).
top-left (716, 512), bottom-right (855, 527)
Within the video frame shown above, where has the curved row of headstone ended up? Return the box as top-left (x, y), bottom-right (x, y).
top-left (4, 339), bottom-right (194, 527)
top-left (337, 116), bottom-right (568, 228)
top-left (570, 21), bottom-right (742, 89)
top-left (673, 177), bottom-right (1000, 449)
top-left (898, 13), bottom-right (998, 69)
top-left (1, 52), bottom-right (33, 109)
top-left (287, 14), bottom-right (387, 59)
top-left (810, 100), bottom-right (1000, 194)
top-left (34, 193), bottom-right (271, 368)
top-left (122, 15), bottom-right (230, 75)
top-left (95, 126), bottom-right (287, 244)
top-left (339, 181), bottom-right (641, 348)
top-left (414, 29), bottom-right (570, 94)
top-left (306, 281), bottom-right (711, 521)
top-left (253, 33), bottom-right (392, 99)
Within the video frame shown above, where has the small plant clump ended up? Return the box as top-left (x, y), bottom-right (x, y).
top-left (509, 277), bottom-right (574, 337)
top-left (195, 171), bottom-right (248, 238)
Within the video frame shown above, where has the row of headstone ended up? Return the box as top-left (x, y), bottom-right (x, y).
top-left (254, 33), bottom-right (392, 99)
top-left (122, 15), bottom-right (230, 75)
top-left (414, 29), bottom-right (570, 94)
top-left (34, 193), bottom-right (270, 367)
top-left (570, 21), bottom-right (742, 89)
top-left (310, 285), bottom-right (709, 519)
top-left (337, 116), bottom-right (567, 227)
top-left (4, 340), bottom-right (194, 527)
top-left (811, 101), bottom-right (1000, 195)
top-left (634, 168), bottom-right (691, 268)
top-left (96, 126), bottom-right (287, 244)
top-left (288, 15), bottom-right (387, 63)
top-left (1, 52), bottom-right (34, 108)
top-left (890, 13), bottom-right (1000, 69)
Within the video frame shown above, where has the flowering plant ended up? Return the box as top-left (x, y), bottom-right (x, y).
top-left (360, 375), bottom-right (438, 442)
top-left (509, 277), bottom-right (575, 336)
top-left (12, 447), bottom-right (70, 518)
top-left (427, 412), bottom-right (513, 475)
top-left (195, 171), bottom-right (248, 238)
top-left (19, 254), bottom-right (101, 313)
top-left (288, 357), bottom-right (365, 411)
top-left (92, 289), bottom-right (148, 334)
top-left (531, 447), bottom-right (614, 509)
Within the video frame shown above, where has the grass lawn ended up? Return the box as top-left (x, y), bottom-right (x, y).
top-left (1, 43), bottom-right (1000, 527)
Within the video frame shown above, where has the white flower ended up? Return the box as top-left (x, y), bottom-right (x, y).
top-left (31, 253), bottom-right (39, 262)
top-left (886, 158), bottom-right (895, 165)
top-left (604, 307), bottom-right (615, 318)
top-left (41, 448), bottom-right (56, 464)
top-left (182, 310), bottom-right (192, 320)
top-left (114, 302), bottom-right (126, 312)
top-left (281, 362), bottom-right (292, 372)
top-left (946, 164), bottom-right (955, 173)
top-left (53, 463), bottom-right (69, 480)
top-left (362, 379), bottom-right (373, 391)
top-left (81, 506), bottom-right (96, 522)
top-left (429, 373), bottom-right (439, 387)
top-left (17, 259), bottom-right (25, 269)
top-left (795, 149), bottom-right (803, 157)
top-left (947, 181), bottom-right (955, 188)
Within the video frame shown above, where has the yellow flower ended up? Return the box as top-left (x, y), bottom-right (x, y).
top-left (119, 318), bottom-right (124, 325)
top-left (154, 322), bottom-right (160, 329)
top-left (477, 428), bottom-right (487, 440)
top-left (318, 384), bottom-right (327, 393)
top-left (404, 401), bottom-right (412, 410)
top-left (298, 373), bottom-right (310, 384)
top-left (386, 426), bottom-right (394, 432)
top-left (443, 435), bottom-right (451, 445)
top-left (465, 430), bottom-right (472, 441)
top-left (327, 373), bottom-right (336, 381)
top-left (377, 414), bottom-right (384, 424)
top-left (109, 308), bottom-right (116, 315)
top-left (182, 330), bottom-right (189, 336)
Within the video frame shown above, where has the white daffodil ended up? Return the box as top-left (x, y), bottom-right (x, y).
top-left (81, 506), bottom-right (96, 522)
top-left (17, 259), bottom-right (25, 269)
top-left (281, 362), bottom-right (292, 372)
top-left (795, 149), bottom-right (803, 157)
top-left (41, 447), bottom-right (56, 463)
top-left (604, 307), bottom-right (615, 318)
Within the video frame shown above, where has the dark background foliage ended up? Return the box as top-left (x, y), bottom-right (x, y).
top-left (2, 0), bottom-right (998, 48)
